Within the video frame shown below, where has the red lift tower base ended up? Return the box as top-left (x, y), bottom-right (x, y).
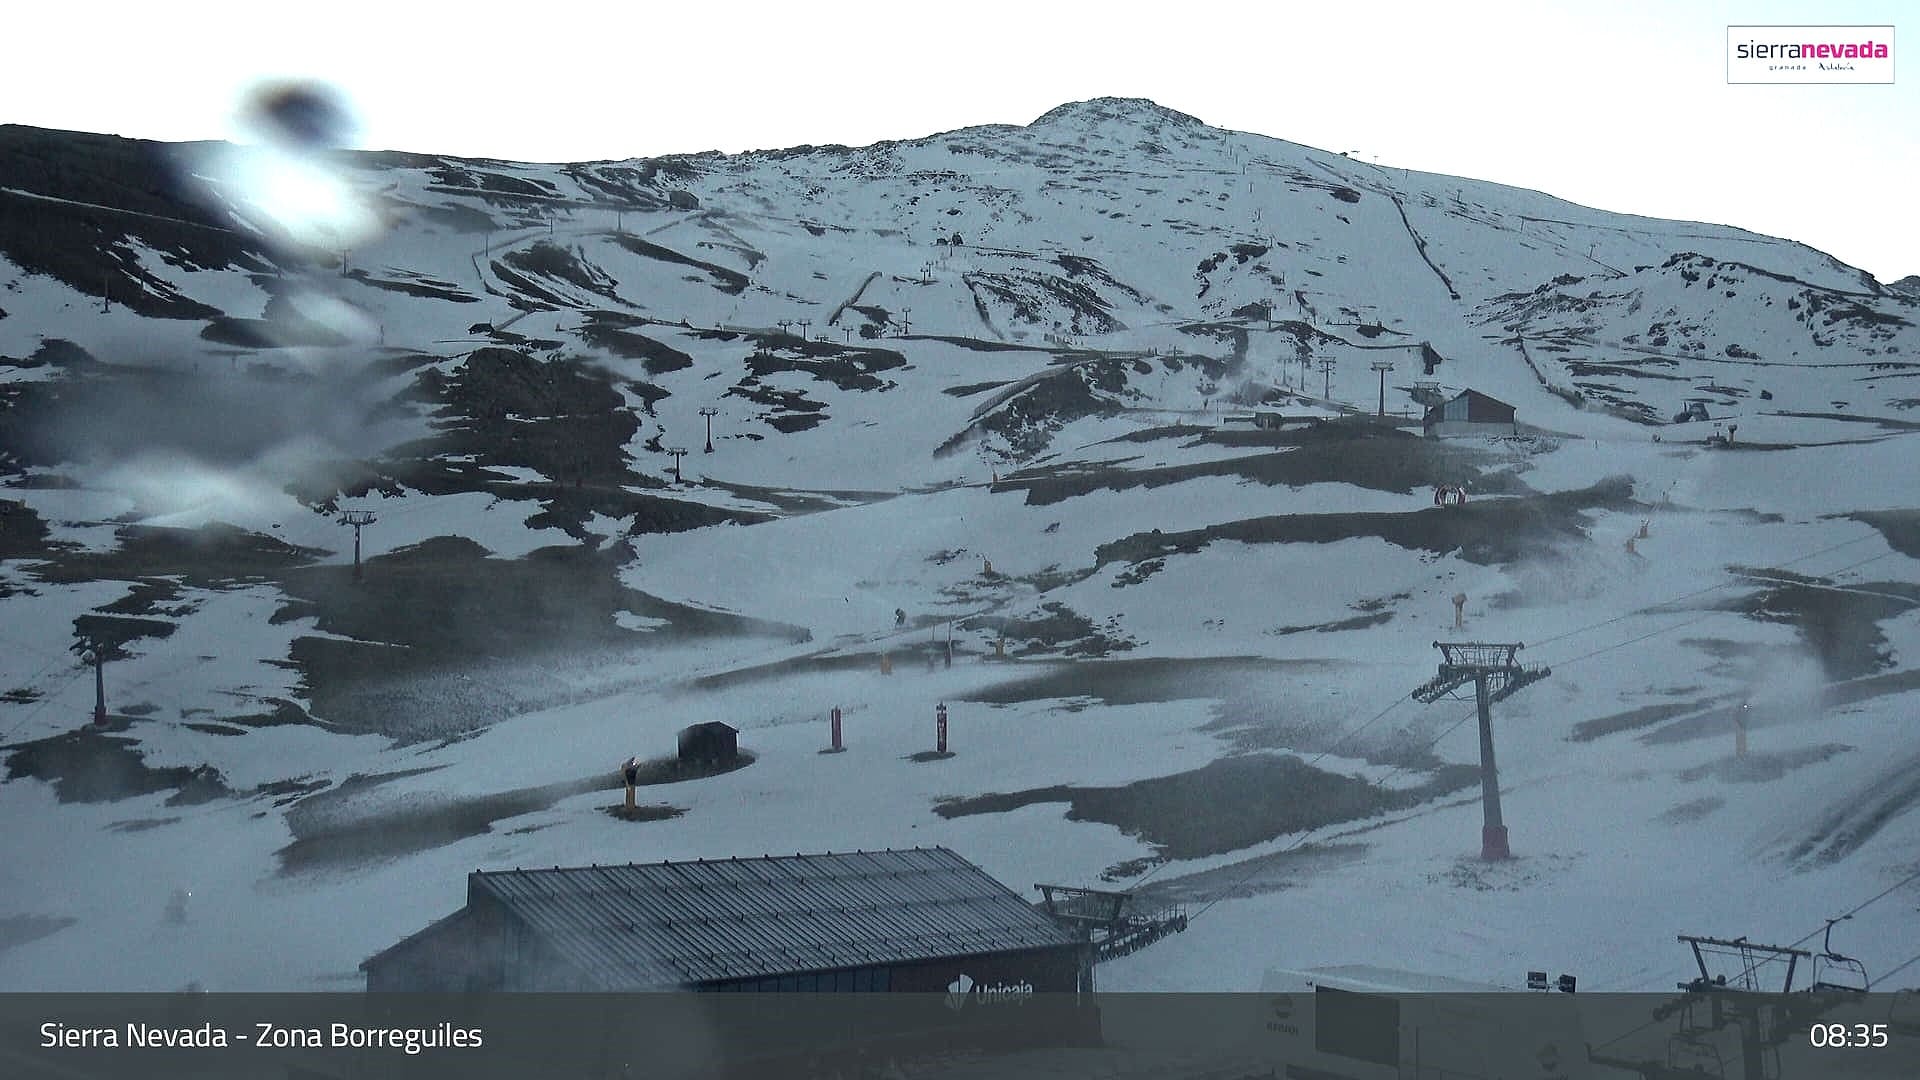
top-left (1482, 824), bottom-right (1511, 861)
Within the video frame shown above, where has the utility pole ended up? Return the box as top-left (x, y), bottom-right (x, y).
top-left (899, 307), bottom-right (911, 336)
top-left (339, 510), bottom-right (377, 583)
top-left (1411, 642), bottom-right (1551, 859)
top-left (699, 407), bottom-right (718, 453)
top-left (667, 447), bottom-right (688, 484)
top-left (798, 319), bottom-right (812, 341)
top-left (843, 327), bottom-right (853, 343)
top-left (1318, 358), bottom-right (1335, 400)
top-left (84, 643), bottom-right (107, 725)
top-left (777, 319), bottom-right (792, 338)
top-left (1371, 359), bottom-right (1395, 417)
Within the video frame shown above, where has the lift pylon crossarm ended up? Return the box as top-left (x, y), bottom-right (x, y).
top-left (1412, 671), bottom-right (1474, 702)
top-left (1679, 933), bottom-right (1811, 956)
top-left (1488, 663), bottom-right (1552, 703)
top-left (1678, 933), bottom-right (1812, 994)
top-left (1435, 641), bottom-right (1526, 668)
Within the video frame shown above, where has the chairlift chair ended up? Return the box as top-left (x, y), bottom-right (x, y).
top-left (1809, 917), bottom-right (1870, 993)
top-left (1666, 1032), bottom-right (1727, 1079)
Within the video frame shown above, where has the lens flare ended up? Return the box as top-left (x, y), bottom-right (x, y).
top-left (177, 79), bottom-right (385, 256)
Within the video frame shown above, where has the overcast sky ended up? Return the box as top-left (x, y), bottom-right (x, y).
top-left (9, 1), bottom-right (1914, 282)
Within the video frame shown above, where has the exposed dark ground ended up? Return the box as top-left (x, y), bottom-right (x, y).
top-left (0, 915), bottom-right (77, 959)
top-left (3, 721), bottom-right (229, 804)
top-left (382, 344), bottom-right (778, 541)
top-left (3, 516), bottom-right (807, 746)
top-left (1006, 421), bottom-right (1531, 505)
top-left (0, 126), bottom-right (277, 319)
top-left (276, 537), bottom-right (805, 740)
top-left (962, 656), bottom-right (1338, 707)
top-left (0, 336), bottom-right (814, 741)
top-left (1722, 569), bottom-right (1920, 680)
top-left (0, 356), bottom-right (416, 473)
top-left (1095, 477), bottom-right (1636, 570)
top-left (1847, 509), bottom-right (1920, 560)
top-left (1571, 699), bottom-right (1737, 743)
top-left (1789, 746), bottom-right (1920, 865)
top-left (1131, 842), bottom-right (1371, 904)
top-left (935, 752), bottom-right (1477, 865)
top-left (273, 753), bottom-right (747, 875)
top-left (0, 498), bottom-right (52, 571)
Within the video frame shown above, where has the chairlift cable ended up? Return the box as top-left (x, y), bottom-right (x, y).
top-left (1872, 948), bottom-right (1920, 990)
top-left (0, 666), bottom-right (95, 745)
top-left (1529, 532), bottom-right (1884, 649)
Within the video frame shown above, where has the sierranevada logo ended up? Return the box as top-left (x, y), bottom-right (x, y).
top-left (1728, 26), bottom-right (1894, 84)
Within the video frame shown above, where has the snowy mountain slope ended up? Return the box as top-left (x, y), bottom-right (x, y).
top-left (2, 100), bottom-right (1919, 995)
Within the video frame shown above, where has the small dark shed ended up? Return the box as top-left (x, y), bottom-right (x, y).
top-left (677, 721), bottom-right (738, 765)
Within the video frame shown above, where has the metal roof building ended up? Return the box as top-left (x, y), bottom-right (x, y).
top-left (1423, 389), bottom-right (1517, 438)
top-left (361, 847), bottom-right (1090, 993)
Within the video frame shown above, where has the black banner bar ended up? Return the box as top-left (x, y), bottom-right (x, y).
top-left (3, 991), bottom-right (1916, 1079)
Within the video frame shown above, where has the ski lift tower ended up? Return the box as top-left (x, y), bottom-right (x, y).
top-left (699, 407), bottom-right (718, 453)
top-left (1590, 932), bottom-right (1874, 1080)
top-left (82, 643), bottom-right (107, 725)
top-left (1672, 934), bottom-right (1820, 1080)
top-left (1411, 641), bottom-right (1551, 859)
top-left (1370, 359), bottom-right (1394, 417)
top-left (339, 510), bottom-right (377, 583)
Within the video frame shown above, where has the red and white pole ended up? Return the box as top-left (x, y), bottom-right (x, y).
top-left (936, 703), bottom-right (948, 755)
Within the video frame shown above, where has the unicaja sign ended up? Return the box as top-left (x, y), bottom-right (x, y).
top-left (944, 973), bottom-right (974, 1010)
top-left (1728, 25), bottom-right (1894, 84)
top-left (944, 972), bottom-right (1035, 1010)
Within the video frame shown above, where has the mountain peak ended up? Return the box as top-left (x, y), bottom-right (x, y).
top-left (1029, 97), bottom-right (1205, 130)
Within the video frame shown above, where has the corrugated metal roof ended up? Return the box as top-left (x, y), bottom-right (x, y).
top-left (359, 906), bottom-right (476, 972)
top-left (469, 847), bottom-right (1081, 989)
